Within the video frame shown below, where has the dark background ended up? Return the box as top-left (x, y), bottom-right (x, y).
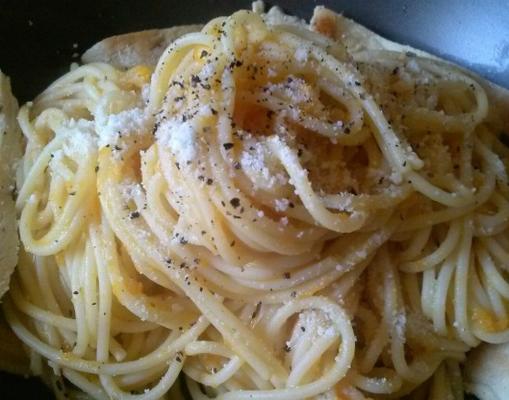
top-left (0, 0), bottom-right (507, 398)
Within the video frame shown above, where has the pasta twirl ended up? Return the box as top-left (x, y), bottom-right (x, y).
top-left (3, 4), bottom-right (509, 400)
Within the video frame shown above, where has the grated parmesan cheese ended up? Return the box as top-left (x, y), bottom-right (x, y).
top-left (156, 118), bottom-right (197, 164)
top-left (298, 310), bottom-right (338, 341)
top-left (240, 139), bottom-right (288, 190)
top-left (268, 76), bottom-right (314, 104)
top-left (62, 119), bottom-right (96, 156)
top-left (119, 182), bottom-right (144, 203)
top-left (294, 47), bottom-right (309, 64)
top-left (97, 107), bottom-right (148, 148)
top-left (274, 198), bottom-right (290, 212)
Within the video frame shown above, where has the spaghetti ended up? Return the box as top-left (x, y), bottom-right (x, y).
top-left (4, 4), bottom-right (509, 400)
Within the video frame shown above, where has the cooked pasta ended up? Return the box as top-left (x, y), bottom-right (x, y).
top-left (3, 4), bottom-right (509, 400)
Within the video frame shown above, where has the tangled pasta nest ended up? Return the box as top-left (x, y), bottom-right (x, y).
top-left (4, 6), bottom-right (509, 400)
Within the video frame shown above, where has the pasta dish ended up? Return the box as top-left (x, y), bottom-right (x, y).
top-left (1, 3), bottom-right (508, 399)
